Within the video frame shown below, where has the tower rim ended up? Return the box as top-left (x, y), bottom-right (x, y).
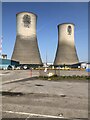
top-left (57, 23), bottom-right (75, 27)
top-left (16, 11), bottom-right (37, 17)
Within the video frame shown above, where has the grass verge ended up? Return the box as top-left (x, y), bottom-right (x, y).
top-left (37, 75), bottom-right (90, 81)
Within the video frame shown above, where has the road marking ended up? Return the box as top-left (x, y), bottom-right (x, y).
top-left (2, 77), bottom-right (31, 85)
top-left (0, 74), bottom-right (6, 76)
top-left (3, 111), bottom-right (64, 118)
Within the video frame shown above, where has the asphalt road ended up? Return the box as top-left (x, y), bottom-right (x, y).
top-left (1, 80), bottom-right (88, 119)
top-left (0, 70), bottom-right (89, 119)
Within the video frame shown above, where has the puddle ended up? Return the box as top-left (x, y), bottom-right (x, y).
top-left (35, 84), bottom-right (44, 86)
top-left (1, 91), bottom-right (24, 96)
top-left (60, 94), bottom-right (66, 97)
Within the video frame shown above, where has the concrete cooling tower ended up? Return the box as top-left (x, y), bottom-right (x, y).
top-left (11, 12), bottom-right (42, 65)
top-left (54, 23), bottom-right (79, 65)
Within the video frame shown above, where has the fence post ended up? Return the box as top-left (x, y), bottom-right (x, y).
top-left (30, 69), bottom-right (32, 77)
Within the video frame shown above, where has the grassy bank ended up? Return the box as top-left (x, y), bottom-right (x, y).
top-left (37, 75), bottom-right (90, 81)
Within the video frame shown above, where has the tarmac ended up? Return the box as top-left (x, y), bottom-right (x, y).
top-left (0, 70), bottom-right (89, 119)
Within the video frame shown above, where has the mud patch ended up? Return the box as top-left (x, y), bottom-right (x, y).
top-left (35, 84), bottom-right (44, 86)
top-left (1, 91), bottom-right (24, 96)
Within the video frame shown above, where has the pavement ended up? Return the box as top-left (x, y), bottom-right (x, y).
top-left (0, 70), bottom-right (38, 84)
top-left (0, 70), bottom-right (89, 119)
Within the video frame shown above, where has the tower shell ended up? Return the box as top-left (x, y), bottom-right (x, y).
top-left (54, 23), bottom-right (79, 65)
top-left (11, 12), bottom-right (42, 65)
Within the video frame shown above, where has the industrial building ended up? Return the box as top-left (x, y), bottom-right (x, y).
top-left (0, 58), bottom-right (19, 70)
top-left (54, 23), bottom-right (79, 66)
top-left (11, 12), bottom-right (42, 66)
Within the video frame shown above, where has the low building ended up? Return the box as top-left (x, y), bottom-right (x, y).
top-left (0, 58), bottom-right (19, 70)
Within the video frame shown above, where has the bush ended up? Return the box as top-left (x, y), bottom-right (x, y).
top-left (50, 74), bottom-right (58, 78)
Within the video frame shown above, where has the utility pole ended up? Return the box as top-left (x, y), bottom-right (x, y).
top-left (0, 36), bottom-right (2, 58)
top-left (46, 50), bottom-right (47, 66)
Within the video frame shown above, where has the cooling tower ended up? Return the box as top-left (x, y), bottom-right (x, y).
top-left (54, 23), bottom-right (79, 65)
top-left (11, 12), bottom-right (42, 65)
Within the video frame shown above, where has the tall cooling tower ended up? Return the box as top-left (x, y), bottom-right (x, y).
top-left (11, 12), bottom-right (42, 65)
top-left (54, 23), bottom-right (79, 65)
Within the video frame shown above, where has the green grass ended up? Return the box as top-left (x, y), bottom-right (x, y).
top-left (38, 75), bottom-right (90, 81)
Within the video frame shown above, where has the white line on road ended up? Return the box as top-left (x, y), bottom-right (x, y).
top-left (2, 77), bottom-right (31, 84)
top-left (0, 74), bottom-right (6, 76)
top-left (3, 110), bottom-right (64, 118)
